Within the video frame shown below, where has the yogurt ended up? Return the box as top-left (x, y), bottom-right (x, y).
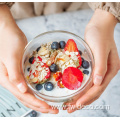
top-left (24, 40), bottom-right (91, 97)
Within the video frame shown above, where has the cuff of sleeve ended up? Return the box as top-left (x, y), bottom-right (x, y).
top-left (88, 2), bottom-right (120, 22)
top-left (0, 2), bottom-right (14, 8)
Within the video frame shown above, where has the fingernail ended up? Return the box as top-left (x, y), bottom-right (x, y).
top-left (94, 75), bottom-right (103, 85)
top-left (17, 83), bottom-right (26, 93)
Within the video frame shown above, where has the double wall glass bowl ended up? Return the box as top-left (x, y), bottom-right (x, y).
top-left (22, 31), bottom-right (94, 105)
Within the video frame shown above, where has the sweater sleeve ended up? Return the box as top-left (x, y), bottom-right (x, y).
top-left (88, 2), bottom-right (120, 22)
top-left (0, 2), bottom-right (14, 8)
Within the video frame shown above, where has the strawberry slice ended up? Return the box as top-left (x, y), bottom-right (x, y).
top-left (64, 39), bottom-right (82, 67)
top-left (64, 39), bottom-right (78, 52)
top-left (53, 72), bottom-right (62, 81)
top-left (62, 67), bottom-right (83, 90)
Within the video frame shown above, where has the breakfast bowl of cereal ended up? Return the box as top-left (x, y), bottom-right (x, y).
top-left (22, 31), bottom-right (94, 105)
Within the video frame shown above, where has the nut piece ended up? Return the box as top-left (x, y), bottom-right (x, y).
top-left (46, 51), bottom-right (58, 66)
top-left (38, 46), bottom-right (49, 56)
top-left (56, 53), bottom-right (70, 66)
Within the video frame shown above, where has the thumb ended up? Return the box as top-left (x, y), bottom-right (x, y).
top-left (93, 49), bottom-right (108, 86)
top-left (5, 56), bottom-right (27, 93)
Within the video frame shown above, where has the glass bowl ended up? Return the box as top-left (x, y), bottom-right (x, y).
top-left (22, 30), bottom-right (94, 105)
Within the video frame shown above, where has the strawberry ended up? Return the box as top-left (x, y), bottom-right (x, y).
top-left (64, 39), bottom-right (82, 67)
top-left (53, 72), bottom-right (62, 81)
top-left (62, 67), bottom-right (83, 90)
top-left (64, 39), bottom-right (78, 52)
top-left (57, 80), bottom-right (65, 88)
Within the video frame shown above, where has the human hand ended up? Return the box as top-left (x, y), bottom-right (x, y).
top-left (0, 5), bottom-right (58, 114)
top-left (65, 9), bottom-right (120, 113)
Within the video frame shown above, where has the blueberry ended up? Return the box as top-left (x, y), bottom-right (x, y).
top-left (35, 84), bottom-right (43, 90)
top-left (83, 70), bottom-right (89, 75)
top-left (27, 67), bottom-right (30, 72)
top-left (51, 42), bottom-right (59, 50)
top-left (30, 110), bottom-right (37, 117)
top-left (79, 50), bottom-right (82, 55)
top-left (44, 82), bottom-right (54, 91)
top-left (82, 60), bottom-right (89, 69)
top-left (29, 56), bottom-right (34, 64)
top-left (59, 41), bottom-right (66, 49)
top-left (50, 64), bottom-right (58, 72)
top-left (81, 57), bottom-right (84, 63)
top-left (36, 46), bottom-right (41, 52)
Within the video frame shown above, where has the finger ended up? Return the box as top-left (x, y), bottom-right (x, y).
top-left (0, 63), bottom-right (50, 109)
top-left (85, 30), bottom-right (109, 86)
top-left (68, 65), bottom-right (117, 114)
top-left (66, 87), bottom-right (100, 113)
top-left (65, 101), bottom-right (77, 113)
top-left (0, 61), bottom-right (59, 113)
top-left (75, 45), bottom-right (119, 108)
top-left (20, 100), bottom-right (59, 114)
top-left (20, 100), bottom-right (49, 113)
top-left (76, 65), bottom-right (118, 109)
top-left (7, 84), bottom-right (50, 109)
top-left (48, 106), bottom-right (59, 114)
top-left (67, 107), bottom-right (77, 113)
top-left (5, 55), bottom-right (27, 93)
top-left (93, 45), bottom-right (109, 86)
top-left (16, 89), bottom-right (50, 109)
top-left (67, 95), bottom-right (99, 113)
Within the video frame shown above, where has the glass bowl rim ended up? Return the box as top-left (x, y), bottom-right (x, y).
top-left (22, 30), bottom-right (94, 100)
